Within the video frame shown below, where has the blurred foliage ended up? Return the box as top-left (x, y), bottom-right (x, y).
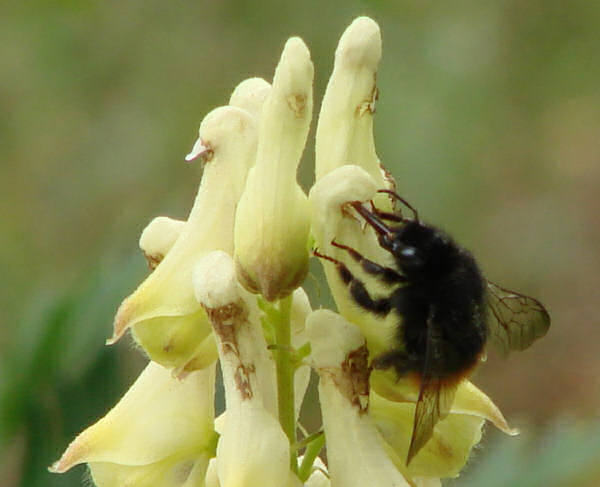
top-left (452, 422), bottom-right (600, 487)
top-left (1, 0), bottom-right (599, 486)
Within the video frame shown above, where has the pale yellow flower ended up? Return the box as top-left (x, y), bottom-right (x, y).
top-left (307, 309), bottom-right (412, 487)
top-left (49, 361), bottom-right (216, 487)
top-left (194, 250), bottom-right (290, 486)
top-left (310, 16), bottom-right (518, 482)
top-left (315, 17), bottom-right (387, 185)
top-left (234, 37), bottom-right (313, 301)
top-left (110, 99), bottom-right (261, 374)
top-left (370, 370), bottom-right (516, 480)
top-left (310, 16), bottom-right (399, 358)
top-left (139, 216), bottom-right (185, 270)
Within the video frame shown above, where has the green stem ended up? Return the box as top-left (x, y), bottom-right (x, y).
top-left (298, 432), bottom-right (326, 482)
top-left (293, 429), bottom-right (324, 452)
top-left (274, 294), bottom-right (297, 474)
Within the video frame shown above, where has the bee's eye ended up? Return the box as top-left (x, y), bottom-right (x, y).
top-left (398, 246), bottom-right (423, 270)
top-left (400, 247), bottom-right (417, 260)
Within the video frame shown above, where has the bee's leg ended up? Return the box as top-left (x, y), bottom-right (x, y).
top-left (377, 189), bottom-right (419, 221)
top-left (331, 240), bottom-right (406, 284)
top-left (313, 249), bottom-right (392, 317)
top-left (371, 207), bottom-right (405, 223)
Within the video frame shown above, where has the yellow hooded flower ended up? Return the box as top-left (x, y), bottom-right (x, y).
top-left (234, 37), bottom-right (313, 301)
top-left (307, 309), bottom-right (413, 487)
top-left (110, 96), bottom-right (262, 374)
top-left (139, 216), bottom-right (185, 270)
top-left (369, 369), bottom-right (517, 480)
top-left (194, 250), bottom-right (291, 486)
top-left (307, 310), bottom-right (516, 484)
top-left (49, 361), bottom-right (216, 487)
top-left (315, 17), bottom-right (388, 185)
top-left (309, 16), bottom-right (398, 358)
top-left (309, 16), bottom-right (520, 481)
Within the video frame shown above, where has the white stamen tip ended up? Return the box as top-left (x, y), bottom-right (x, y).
top-left (184, 138), bottom-right (208, 162)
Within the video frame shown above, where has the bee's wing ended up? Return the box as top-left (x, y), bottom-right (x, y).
top-left (406, 314), bottom-right (457, 465)
top-left (486, 280), bottom-right (550, 356)
top-left (407, 374), bottom-right (456, 465)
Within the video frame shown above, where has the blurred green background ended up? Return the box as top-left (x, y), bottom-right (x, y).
top-left (1, 1), bottom-right (599, 486)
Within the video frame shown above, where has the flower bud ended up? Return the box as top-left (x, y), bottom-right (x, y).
top-left (234, 37), bottom-right (313, 301)
top-left (229, 77), bottom-right (271, 118)
top-left (139, 216), bottom-right (185, 269)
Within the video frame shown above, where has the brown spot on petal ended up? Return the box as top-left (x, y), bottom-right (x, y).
top-left (287, 93), bottom-right (307, 118)
top-left (436, 438), bottom-right (454, 460)
top-left (204, 300), bottom-right (258, 400)
top-left (143, 251), bottom-right (164, 270)
top-left (206, 302), bottom-right (246, 355)
top-left (356, 82), bottom-right (378, 116)
top-left (343, 346), bottom-right (371, 413)
top-left (234, 363), bottom-right (256, 400)
top-left (325, 345), bottom-right (371, 414)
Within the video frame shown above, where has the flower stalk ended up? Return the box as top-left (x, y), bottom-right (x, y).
top-left (297, 432), bottom-right (326, 482)
top-left (272, 294), bottom-right (298, 473)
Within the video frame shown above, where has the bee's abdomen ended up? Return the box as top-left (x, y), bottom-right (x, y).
top-left (389, 268), bottom-right (487, 379)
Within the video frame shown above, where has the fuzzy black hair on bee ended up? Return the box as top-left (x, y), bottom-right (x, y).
top-left (314, 189), bottom-right (550, 464)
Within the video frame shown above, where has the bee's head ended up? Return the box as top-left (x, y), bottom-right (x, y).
top-left (350, 201), bottom-right (459, 280)
top-left (385, 221), bottom-right (456, 279)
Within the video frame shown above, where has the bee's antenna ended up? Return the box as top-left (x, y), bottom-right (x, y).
top-left (378, 189), bottom-right (419, 221)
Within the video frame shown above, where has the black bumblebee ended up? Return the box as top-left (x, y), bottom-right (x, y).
top-left (314, 189), bottom-right (550, 464)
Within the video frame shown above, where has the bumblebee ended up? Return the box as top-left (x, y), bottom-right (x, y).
top-left (315, 189), bottom-right (550, 464)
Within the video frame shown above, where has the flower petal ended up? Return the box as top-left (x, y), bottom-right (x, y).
top-left (370, 390), bottom-right (484, 479)
top-left (88, 454), bottom-right (211, 487)
top-left (194, 250), bottom-right (278, 415)
top-left (308, 165), bottom-right (397, 356)
top-left (195, 250), bottom-right (290, 486)
top-left (369, 370), bottom-right (517, 478)
top-left (229, 77), bottom-right (271, 119)
top-left (50, 361), bottom-right (215, 472)
top-left (139, 216), bottom-right (185, 269)
top-left (234, 37), bottom-right (313, 301)
top-left (315, 16), bottom-right (387, 189)
top-left (109, 106), bottom-right (259, 372)
top-left (217, 404), bottom-right (290, 487)
top-left (370, 370), bottom-right (517, 436)
top-left (307, 310), bottom-right (412, 487)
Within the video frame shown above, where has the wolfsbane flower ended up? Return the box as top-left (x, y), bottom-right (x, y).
top-left (195, 250), bottom-right (291, 486)
top-left (310, 15), bottom-right (518, 480)
top-left (49, 361), bottom-right (217, 487)
top-left (307, 309), bottom-right (413, 487)
top-left (234, 37), bottom-right (313, 301)
top-left (109, 89), bottom-right (263, 374)
top-left (311, 16), bottom-right (399, 357)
